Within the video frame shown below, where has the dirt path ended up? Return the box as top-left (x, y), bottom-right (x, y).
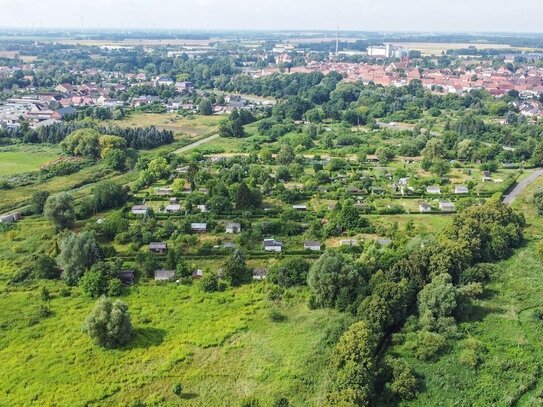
top-left (502, 169), bottom-right (543, 205)
top-left (174, 134), bottom-right (219, 154)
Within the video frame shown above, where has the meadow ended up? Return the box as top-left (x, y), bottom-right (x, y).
top-left (0, 144), bottom-right (60, 177)
top-left (104, 113), bottom-right (223, 140)
top-left (0, 278), bottom-right (347, 406)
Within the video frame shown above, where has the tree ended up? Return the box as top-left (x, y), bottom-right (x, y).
top-left (532, 141), bottom-right (543, 167)
top-left (79, 262), bottom-right (117, 298)
top-left (385, 357), bottom-right (419, 401)
top-left (92, 181), bottom-right (128, 211)
top-left (222, 249), bottom-right (251, 286)
top-left (147, 156), bottom-right (170, 180)
top-left (60, 128), bottom-right (100, 159)
top-left (30, 191), bottom-right (49, 214)
top-left (98, 135), bottom-right (127, 158)
top-left (268, 257), bottom-right (310, 287)
top-left (308, 251), bottom-right (363, 311)
top-left (418, 273), bottom-right (457, 336)
top-left (376, 146), bottom-right (394, 164)
top-left (219, 109), bottom-right (246, 138)
top-left (325, 320), bottom-right (379, 407)
top-left (82, 297), bottom-right (132, 348)
top-left (44, 192), bottom-right (76, 230)
top-left (57, 231), bottom-right (101, 285)
top-left (202, 272), bottom-right (224, 292)
top-left (199, 99), bottom-right (213, 115)
top-left (236, 181), bottom-right (259, 209)
top-left (277, 144), bottom-right (295, 165)
top-left (104, 148), bottom-right (128, 171)
top-left (33, 254), bottom-right (58, 279)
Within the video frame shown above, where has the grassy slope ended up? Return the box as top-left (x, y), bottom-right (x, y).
top-left (384, 176), bottom-right (543, 406)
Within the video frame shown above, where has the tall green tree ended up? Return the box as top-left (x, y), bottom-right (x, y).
top-left (57, 231), bottom-right (101, 285)
top-left (222, 249), bottom-right (251, 286)
top-left (83, 297), bottom-right (132, 348)
top-left (30, 191), bottom-right (50, 215)
top-left (44, 192), bottom-right (76, 230)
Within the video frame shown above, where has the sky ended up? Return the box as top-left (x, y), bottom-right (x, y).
top-left (0, 0), bottom-right (543, 33)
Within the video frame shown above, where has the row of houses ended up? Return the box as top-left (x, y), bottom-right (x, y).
top-left (149, 238), bottom-right (322, 254)
top-left (426, 185), bottom-right (470, 195)
top-left (152, 267), bottom-right (268, 282)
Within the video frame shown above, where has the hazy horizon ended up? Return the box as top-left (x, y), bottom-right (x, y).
top-left (1, 0), bottom-right (543, 33)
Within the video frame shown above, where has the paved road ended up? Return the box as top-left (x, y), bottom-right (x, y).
top-left (174, 134), bottom-right (219, 154)
top-left (502, 168), bottom-right (543, 205)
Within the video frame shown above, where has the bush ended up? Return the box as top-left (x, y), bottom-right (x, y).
top-left (107, 278), bottom-right (123, 296)
top-left (59, 287), bottom-right (72, 297)
top-left (458, 337), bottom-right (486, 368)
top-left (240, 398), bottom-right (261, 407)
top-left (272, 397), bottom-right (290, 407)
top-left (268, 309), bottom-right (288, 322)
top-left (172, 382), bottom-right (183, 397)
top-left (414, 331), bottom-right (447, 361)
top-left (385, 357), bottom-right (420, 401)
top-left (201, 272), bottom-right (225, 293)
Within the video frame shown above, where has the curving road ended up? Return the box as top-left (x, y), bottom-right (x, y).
top-left (502, 168), bottom-right (543, 205)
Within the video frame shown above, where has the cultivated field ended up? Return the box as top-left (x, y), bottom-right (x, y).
top-left (391, 42), bottom-right (521, 55)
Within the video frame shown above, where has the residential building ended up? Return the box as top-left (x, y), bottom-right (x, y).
top-left (419, 202), bottom-right (432, 213)
top-left (263, 238), bottom-right (282, 252)
top-left (131, 205), bottom-right (148, 215)
top-left (439, 202), bottom-right (456, 212)
top-left (154, 269), bottom-right (175, 282)
top-left (149, 242), bottom-right (168, 254)
top-left (225, 222), bottom-right (241, 234)
top-left (191, 223), bottom-right (207, 233)
top-left (304, 240), bottom-right (321, 251)
top-left (252, 268), bottom-right (268, 280)
top-left (454, 185), bottom-right (469, 194)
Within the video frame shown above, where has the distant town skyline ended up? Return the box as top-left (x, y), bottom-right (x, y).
top-left (0, 0), bottom-right (543, 33)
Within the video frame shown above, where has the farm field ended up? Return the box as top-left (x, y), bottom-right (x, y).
top-left (390, 42), bottom-right (522, 55)
top-left (0, 145), bottom-right (60, 176)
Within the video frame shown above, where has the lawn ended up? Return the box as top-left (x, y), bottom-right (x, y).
top-left (0, 145), bottom-right (60, 177)
top-left (0, 281), bottom-right (346, 406)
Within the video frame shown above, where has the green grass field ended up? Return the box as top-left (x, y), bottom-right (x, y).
top-left (0, 279), bottom-right (346, 406)
top-left (104, 113), bottom-right (223, 140)
top-left (0, 145), bottom-right (60, 177)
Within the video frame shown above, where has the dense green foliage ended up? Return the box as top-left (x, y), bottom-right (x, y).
top-left (82, 297), bottom-right (132, 348)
